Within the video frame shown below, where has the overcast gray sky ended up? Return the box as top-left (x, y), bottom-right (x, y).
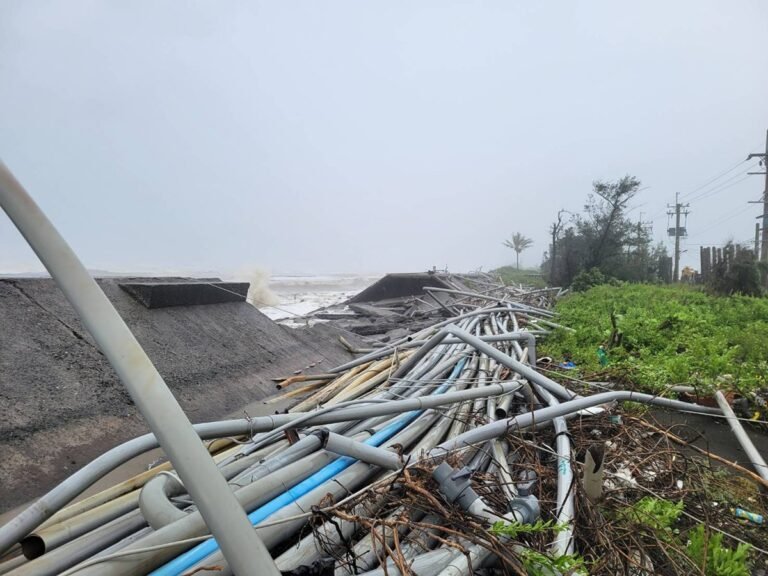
top-left (2, 1), bottom-right (767, 276)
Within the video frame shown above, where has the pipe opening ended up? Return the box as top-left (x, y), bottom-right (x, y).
top-left (20, 536), bottom-right (44, 560)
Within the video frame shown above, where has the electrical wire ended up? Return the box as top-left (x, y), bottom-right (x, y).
top-left (679, 157), bottom-right (752, 201)
top-left (686, 204), bottom-right (754, 239)
top-left (685, 171), bottom-right (755, 204)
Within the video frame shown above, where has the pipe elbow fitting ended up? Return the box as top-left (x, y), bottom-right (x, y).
top-left (506, 495), bottom-right (540, 524)
top-left (432, 462), bottom-right (480, 510)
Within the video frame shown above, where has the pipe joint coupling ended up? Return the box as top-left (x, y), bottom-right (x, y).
top-left (507, 495), bottom-right (540, 524)
top-left (432, 462), bottom-right (480, 510)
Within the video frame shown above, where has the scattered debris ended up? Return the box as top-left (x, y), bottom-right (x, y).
top-left (0, 275), bottom-right (766, 576)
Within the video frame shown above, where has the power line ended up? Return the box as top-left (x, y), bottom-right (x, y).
top-left (647, 165), bottom-right (756, 225)
top-left (647, 146), bottom-right (762, 222)
top-left (679, 156), bottom-right (750, 200)
top-left (685, 169), bottom-right (756, 204)
top-left (686, 204), bottom-right (753, 239)
top-left (678, 139), bottom-right (764, 201)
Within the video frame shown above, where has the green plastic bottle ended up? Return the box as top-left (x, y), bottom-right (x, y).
top-left (597, 345), bottom-right (608, 367)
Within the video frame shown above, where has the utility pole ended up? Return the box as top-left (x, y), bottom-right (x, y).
top-left (756, 223), bottom-right (761, 259)
top-left (747, 129), bottom-right (768, 262)
top-left (667, 193), bottom-right (690, 282)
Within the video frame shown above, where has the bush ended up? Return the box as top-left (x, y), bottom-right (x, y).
top-left (686, 524), bottom-right (751, 576)
top-left (571, 267), bottom-right (619, 292)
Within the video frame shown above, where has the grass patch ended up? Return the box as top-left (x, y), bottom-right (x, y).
top-left (492, 266), bottom-right (547, 289)
top-left (541, 284), bottom-right (768, 393)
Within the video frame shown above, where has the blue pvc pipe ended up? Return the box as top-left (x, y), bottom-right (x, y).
top-left (152, 358), bottom-right (468, 576)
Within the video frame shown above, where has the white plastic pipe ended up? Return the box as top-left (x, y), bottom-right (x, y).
top-left (714, 391), bottom-right (768, 481)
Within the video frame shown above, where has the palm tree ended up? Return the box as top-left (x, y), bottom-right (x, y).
top-left (503, 233), bottom-right (534, 270)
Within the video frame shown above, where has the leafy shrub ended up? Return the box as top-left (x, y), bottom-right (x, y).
top-left (572, 267), bottom-right (609, 292)
top-left (519, 549), bottom-right (587, 575)
top-left (491, 519), bottom-right (568, 538)
top-left (571, 268), bottom-right (621, 292)
top-left (686, 524), bottom-right (751, 576)
top-left (617, 497), bottom-right (683, 535)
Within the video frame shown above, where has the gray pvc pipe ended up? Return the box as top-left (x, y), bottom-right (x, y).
top-left (714, 391), bottom-right (768, 481)
top-left (20, 491), bottom-right (138, 560)
top-left (138, 475), bottom-right (186, 530)
top-left (0, 161), bottom-right (276, 575)
top-left (191, 406), bottom-right (441, 576)
top-left (351, 332), bottom-right (542, 357)
top-left (8, 512), bottom-right (147, 576)
top-left (0, 555), bottom-right (26, 576)
top-left (494, 393), bottom-right (515, 420)
top-left (73, 449), bottom-right (338, 576)
top-left (396, 332), bottom-right (537, 365)
top-left (388, 328), bottom-right (452, 380)
top-left (343, 352), bottom-right (471, 437)
top-left (0, 379), bottom-right (519, 551)
top-left (230, 432), bottom-right (326, 486)
top-left (329, 506), bottom-right (426, 575)
top-left (432, 390), bottom-right (721, 457)
top-left (434, 542), bottom-right (494, 576)
top-left (77, 434), bottom-right (357, 576)
top-left (355, 547), bottom-right (462, 576)
top-left (393, 513), bottom-right (444, 563)
top-left (424, 286), bottom-right (556, 318)
top-left (534, 386), bottom-right (574, 556)
top-left (443, 325), bottom-right (574, 400)
top-left (22, 440), bottom-right (284, 565)
top-left (328, 307), bottom-right (520, 373)
top-left (413, 362), bottom-right (480, 457)
top-left (277, 393), bottom-right (459, 574)
top-left (322, 432), bottom-right (402, 470)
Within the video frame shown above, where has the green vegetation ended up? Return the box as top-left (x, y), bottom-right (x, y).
top-left (491, 519), bottom-right (568, 539)
top-left (686, 525), bottom-right (751, 576)
top-left (617, 497), bottom-right (683, 537)
top-left (611, 496), bottom-right (752, 575)
top-left (542, 284), bottom-right (768, 393)
top-left (571, 267), bottom-right (621, 292)
top-left (544, 175), bottom-right (670, 286)
top-left (492, 520), bottom-right (587, 574)
top-left (493, 266), bottom-right (547, 289)
top-left (519, 549), bottom-right (587, 575)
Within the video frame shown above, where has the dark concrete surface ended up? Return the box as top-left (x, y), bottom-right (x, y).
top-left (0, 277), bottom-right (362, 512)
top-left (649, 408), bottom-right (768, 470)
top-left (119, 281), bottom-right (249, 308)
top-left (349, 273), bottom-right (453, 303)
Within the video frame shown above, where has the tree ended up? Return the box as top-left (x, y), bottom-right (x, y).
top-left (542, 176), bottom-right (667, 287)
top-left (580, 175), bottom-right (641, 271)
top-left (503, 233), bottom-right (534, 270)
top-left (547, 210), bottom-right (567, 285)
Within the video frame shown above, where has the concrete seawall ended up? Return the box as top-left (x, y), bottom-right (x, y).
top-left (0, 277), bottom-right (359, 512)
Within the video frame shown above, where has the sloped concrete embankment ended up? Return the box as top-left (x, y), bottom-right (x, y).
top-left (0, 277), bottom-right (359, 512)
